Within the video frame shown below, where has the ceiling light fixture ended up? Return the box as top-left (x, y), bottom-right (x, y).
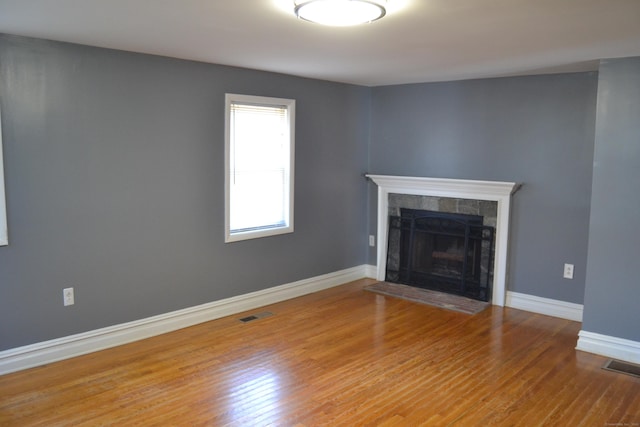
top-left (294, 0), bottom-right (386, 26)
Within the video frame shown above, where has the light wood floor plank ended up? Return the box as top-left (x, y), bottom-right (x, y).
top-left (1, 278), bottom-right (639, 426)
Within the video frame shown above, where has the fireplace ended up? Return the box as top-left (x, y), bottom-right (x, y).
top-left (386, 208), bottom-right (495, 301)
top-left (366, 175), bottom-right (520, 306)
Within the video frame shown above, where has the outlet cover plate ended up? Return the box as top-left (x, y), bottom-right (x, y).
top-left (563, 263), bottom-right (574, 279)
top-left (63, 287), bottom-right (74, 306)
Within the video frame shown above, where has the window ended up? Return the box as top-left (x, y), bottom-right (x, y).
top-left (225, 94), bottom-right (295, 242)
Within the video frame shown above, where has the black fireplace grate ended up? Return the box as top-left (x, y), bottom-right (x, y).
top-left (386, 208), bottom-right (495, 302)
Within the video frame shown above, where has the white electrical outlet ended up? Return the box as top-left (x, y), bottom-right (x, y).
top-left (563, 263), bottom-right (574, 279)
top-left (369, 235), bottom-right (375, 247)
top-left (63, 287), bottom-right (75, 306)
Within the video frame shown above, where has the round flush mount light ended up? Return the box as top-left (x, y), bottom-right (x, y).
top-left (294, 0), bottom-right (387, 26)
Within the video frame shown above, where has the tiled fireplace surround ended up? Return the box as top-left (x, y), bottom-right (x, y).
top-left (367, 175), bottom-right (520, 306)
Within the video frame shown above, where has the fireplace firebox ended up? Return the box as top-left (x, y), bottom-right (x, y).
top-left (386, 208), bottom-right (495, 302)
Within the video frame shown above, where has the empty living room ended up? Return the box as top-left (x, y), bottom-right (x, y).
top-left (1, 1), bottom-right (639, 425)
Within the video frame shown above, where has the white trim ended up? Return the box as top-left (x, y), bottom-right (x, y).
top-left (0, 265), bottom-right (368, 375)
top-left (0, 100), bottom-right (8, 246)
top-left (576, 330), bottom-right (640, 365)
top-left (506, 291), bottom-right (583, 322)
top-left (364, 264), bottom-right (377, 279)
top-left (366, 175), bottom-right (519, 306)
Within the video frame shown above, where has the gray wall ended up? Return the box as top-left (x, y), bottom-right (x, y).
top-left (368, 74), bottom-right (598, 303)
top-left (582, 57), bottom-right (640, 342)
top-left (0, 34), bottom-right (370, 350)
top-left (2, 32), bottom-right (634, 353)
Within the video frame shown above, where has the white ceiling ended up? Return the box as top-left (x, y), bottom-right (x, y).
top-left (1, 0), bottom-right (639, 86)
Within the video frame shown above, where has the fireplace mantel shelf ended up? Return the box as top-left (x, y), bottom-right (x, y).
top-left (366, 175), bottom-right (521, 200)
top-left (366, 174), bottom-right (521, 307)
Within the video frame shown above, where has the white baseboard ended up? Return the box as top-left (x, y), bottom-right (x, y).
top-left (364, 264), bottom-right (377, 279)
top-left (0, 265), bottom-right (370, 376)
top-left (576, 330), bottom-right (640, 364)
top-left (506, 291), bottom-right (583, 322)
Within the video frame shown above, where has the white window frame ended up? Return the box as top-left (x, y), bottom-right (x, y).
top-left (0, 100), bottom-right (7, 246)
top-left (224, 93), bottom-right (295, 243)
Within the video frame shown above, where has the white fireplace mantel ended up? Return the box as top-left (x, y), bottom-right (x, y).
top-left (366, 174), bottom-right (520, 307)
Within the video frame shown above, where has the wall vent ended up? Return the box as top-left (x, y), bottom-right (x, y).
top-left (602, 359), bottom-right (640, 378)
top-left (238, 311), bottom-right (274, 323)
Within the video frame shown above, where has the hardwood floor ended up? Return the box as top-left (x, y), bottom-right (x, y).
top-left (1, 278), bottom-right (639, 426)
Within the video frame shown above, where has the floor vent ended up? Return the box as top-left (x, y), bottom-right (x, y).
top-left (602, 359), bottom-right (640, 378)
top-left (238, 311), bottom-right (274, 323)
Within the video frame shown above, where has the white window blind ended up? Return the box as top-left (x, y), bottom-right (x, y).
top-left (225, 94), bottom-right (295, 242)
